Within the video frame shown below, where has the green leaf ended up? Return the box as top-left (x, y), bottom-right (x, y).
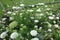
top-left (9, 21), bottom-right (18, 29)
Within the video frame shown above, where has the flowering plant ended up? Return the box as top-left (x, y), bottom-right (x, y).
top-left (0, 0), bottom-right (60, 40)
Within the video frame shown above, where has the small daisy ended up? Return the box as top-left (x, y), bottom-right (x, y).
top-left (0, 32), bottom-right (7, 38)
top-left (31, 5), bottom-right (35, 7)
top-left (20, 4), bottom-right (25, 7)
top-left (54, 24), bottom-right (59, 28)
top-left (34, 25), bottom-right (38, 28)
top-left (7, 11), bottom-right (12, 14)
top-left (27, 9), bottom-right (34, 12)
top-left (10, 32), bottom-right (18, 39)
top-left (34, 20), bottom-right (39, 23)
top-left (31, 37), bottom-right (39, 40)
top-left (38, 3), bottom-right (45, 5)
top-left (56, 17), bottom-right (59, 19)
top-left (2, 18), bottom-right (6, 21)
top-left (30, 30), bottom-right (38, 36)
top-left (48, 29), bottom-right (52, 32)
top-left (39, 13), bottom-right (44, 16)
top-left (36, 8), bottom-right (41, 12)
top-left (12, 6), bottom-right (20, 10)
top-left (39, 27), bottom-right (42, 30)
top-left (48, 16), bottom-right (54, 20)
top-left (10, 17), bottom-right (14, 20)
top-left (30, 17), bottom-right (34, 19)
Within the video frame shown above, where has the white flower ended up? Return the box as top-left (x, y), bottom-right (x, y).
top-left (54, 24), bottom-right (59, 28)
top-left (56, 17), bottom-right (59, 19)
top-left (30, 17), bottom-right (34, 19)
top-left (48, 16), bottom-right (54, 20)
top-left (2, 18), bottom-right (6, 21)
top-left (27, 9), bottom-right (34, 12)
top-left (12, 6), bottom-right (20, 9)
top-left (31, 38), bottom-right (39, 40)
top-left (31, 5), bottom-right (35, 7)
top-left (10, 32), bottom-right (18, 39)
top-left (36, 8), bottom-right (41, 12)
top-left (39, 13), bottom-right (44, 16)
top-left (30, 30), bottom-right (38, 36)
top-left (10, 17), bottom-right (14, 20)
top-left (20, 4), bottom-right (25, 7)
top-left (7, 11), bottom-right (12, 14)
top-left (39, 27), bottom-right (42, 30)
top-left (53, 21), bottom-right (56, 24)
top-left (34, 25), bottom-right (38, 28)
top-left (34, 20), bottom-right (39, 23)
top-left (48, 29), bottom-right (52, 32)
top-left (0, 32), bottom-right (7, 38)
top-left (38, 3), bottom-right (45, 5)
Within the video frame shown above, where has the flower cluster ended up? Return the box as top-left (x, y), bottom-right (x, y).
top-left (0, 1), bottom-right (60, 40)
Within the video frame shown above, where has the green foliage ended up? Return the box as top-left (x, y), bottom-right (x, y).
top-left (0, 0), bottom-right (60, 40)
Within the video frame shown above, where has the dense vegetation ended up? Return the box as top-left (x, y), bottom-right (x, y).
top-left (0, 0), bottom-right (60, 40)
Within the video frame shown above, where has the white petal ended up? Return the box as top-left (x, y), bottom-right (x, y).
top-left (30, 30), bottom-right (38, 36)
top-left (10, 32), bottom-right (18, 39)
